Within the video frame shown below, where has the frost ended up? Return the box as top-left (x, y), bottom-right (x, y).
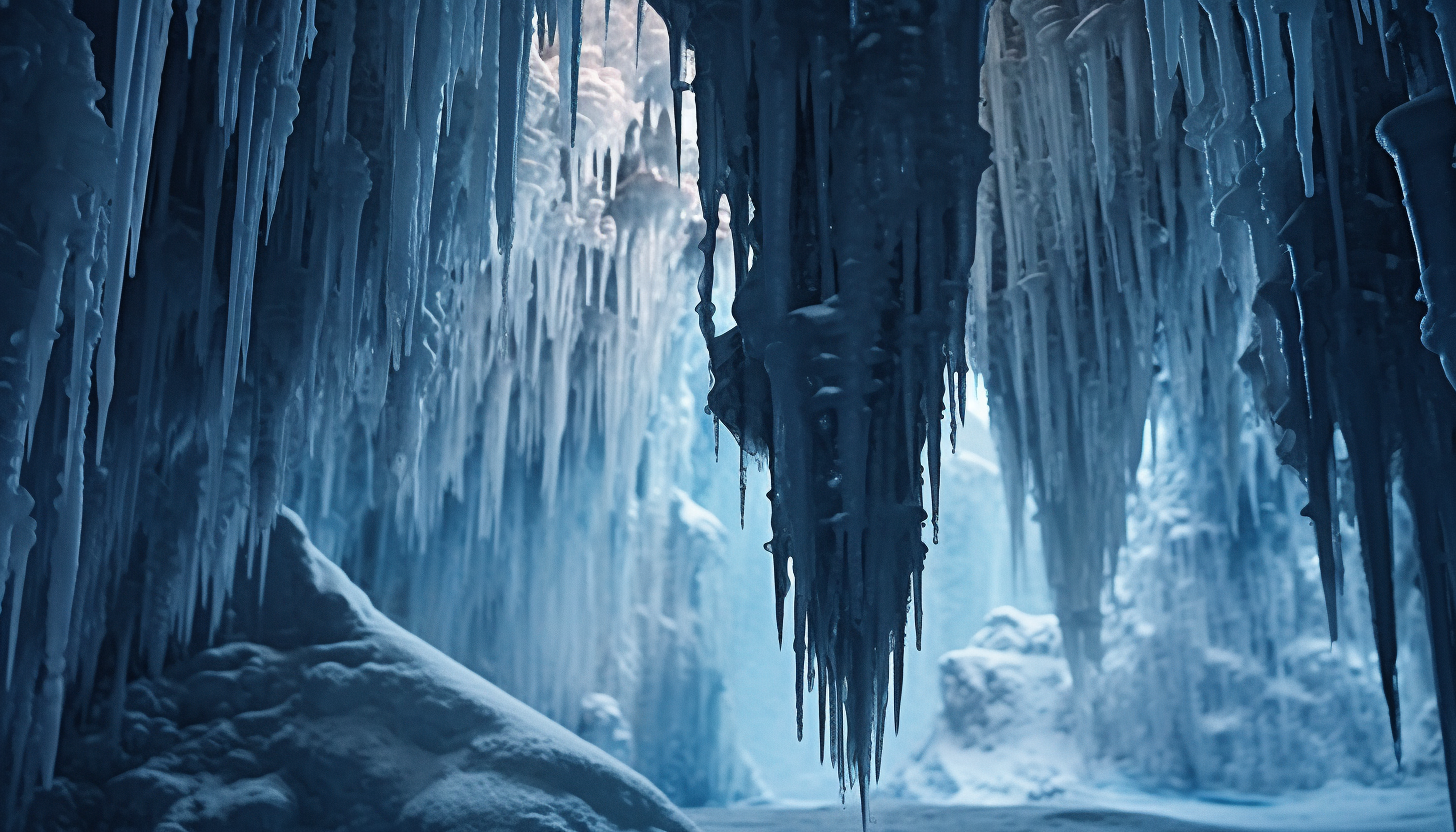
top-left (24, 510), bottom-right (694, 832)
top-left (889, 606), bottom-right (1078, 805)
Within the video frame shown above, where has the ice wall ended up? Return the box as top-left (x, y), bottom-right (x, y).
top-left (1092, 400), bottom-right (1444, 791)
top-left (890, 398), bottom-right (1445, 800)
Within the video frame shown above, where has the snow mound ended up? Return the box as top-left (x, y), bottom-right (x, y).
top-left (968, 607), bottom-right (1063, 656)
top-left (30, 510), bottom-right (696, 832)
top-left (889, 607), bottom-right (1078, 805)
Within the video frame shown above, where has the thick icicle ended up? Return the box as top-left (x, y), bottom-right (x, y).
top-left (666, 0), bottom-right (991, 806)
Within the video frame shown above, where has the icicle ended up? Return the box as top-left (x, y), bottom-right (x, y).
top-left (636, 0), bottom-right (647, 64)
top-left (1286, 0), bottom-right (1317, 198)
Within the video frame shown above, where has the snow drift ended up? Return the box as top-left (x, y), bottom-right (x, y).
top-left (26, 509), bottom-right (696, 832)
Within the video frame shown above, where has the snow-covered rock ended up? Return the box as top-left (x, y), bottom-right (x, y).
top-left (28, 510), bottom-right (696, 832)
top-left (889, 607), bottom-right (1079, 805)
top-left (580, 693), bottom-right (635, 765)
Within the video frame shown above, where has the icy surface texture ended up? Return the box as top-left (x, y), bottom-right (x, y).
top-left (685, 789), bottom-right (1456, 832)
top-left (0, 0), bottom-right (748, 815)
top-left (890, 607), bottom-right (1079, 805)
top-left (969, 608), bottom-right (1063, 656)
top-left (1089, 406), bottom-right (1444, 792)
top-left (7, 0), bottom-right (1456, 823)
top-left (25, 509), bottom-right (696, 832)
top-left (975, 0), bottom-right (1166, 678)
top-left (894, 412), bottom-right (1445, 801)
top-left (658, 0), bottom-right (993, 808)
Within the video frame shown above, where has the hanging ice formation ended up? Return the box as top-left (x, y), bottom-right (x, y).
top-left (970, 0), bottom-right (1456, 817)
top-left (1092, 390), bottom-right (1445, 792)
top-left (653, 0), bottom-right (992, 810)
top-left (0, 0), bottom-right (750, 818)
top-left (664, 0), bottom-right (1456, 820)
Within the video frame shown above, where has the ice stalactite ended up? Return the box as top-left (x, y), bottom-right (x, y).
top-left (1, 0), bottom-right (125, 807)
top-left (1380, 0), bottom-right (1456, 381)
top-left (8, 0), bottom-right (1456, 823)
top-left (977, 0), bottom-right (1157, 677)
top-left (2, 0), bottom-right (750, 819)
top-left (973, 0), bottom-right (1276, 680)
top-left (657, 0), bottom-right (991, 810)
top-left (659, 0), bottom-right (1454, 810)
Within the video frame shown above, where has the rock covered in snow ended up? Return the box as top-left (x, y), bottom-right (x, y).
top-left (889, 607), bottom-right (1078, 804)
top-left (968, 607), bottom-right (1063, 656)
top-left (27, 510), bottom-right (696, 832)
top-left (579, 693), bottom-right (635, 765)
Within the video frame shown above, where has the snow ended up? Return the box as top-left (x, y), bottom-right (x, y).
top-left (26, 509), bottom-right (695, 832)
top-left (887, 603), bottom-right (1447, 829)
top-left (890, 608), bottom-right (1079, 805)
top-left (687, 793), bottom-right (1454, 832)
top-left (579, 693), bottom-right (635, 764)
top-left (891, 396), bottom-right (1444, 802)
top-left (1077, 783), bottom-right (1452, 832)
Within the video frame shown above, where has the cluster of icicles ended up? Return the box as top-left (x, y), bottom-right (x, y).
top-left (657, 0), bottom-right (988, 812)
top-left (0, 0), bottom-right (711, 816)
top-left (5, 0), bottom-right (1456, 825)
top-left (971, 0), bottom-right (1456, 809)
top-left (666, 0), bottom-right (1456, 818)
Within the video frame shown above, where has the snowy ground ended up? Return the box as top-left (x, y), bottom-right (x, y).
top-left (687, 786), bottom-right (1453, 832)
top-left (1068, 782), bottom-right (1452, 832)
top-left (687, 803), bottom-right (1239, 832)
